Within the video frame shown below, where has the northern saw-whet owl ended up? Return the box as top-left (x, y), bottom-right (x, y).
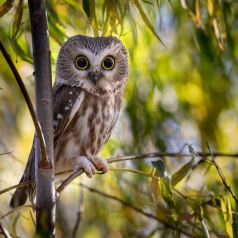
top-left (10, 34), bottom-right (128, 207)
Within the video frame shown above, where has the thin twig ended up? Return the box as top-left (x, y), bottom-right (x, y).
top-left (5, 150), bottom-right (238, 200)
top-left (0, 151), bottom-right (12, 156)
top-left (79, 183), bottom-right (194, 238)
top-left (0, 181), bottom-right (34, 195)
top-left (0, 205), bottom-right (33, 220)
top-left (30, 210), bottom-right (36, 228)
top-left (56, 151), bottom-right (238, 195)
top-left (207, 145), bottom-right (238, 204)
top-left (106, 151), bottom-right (238, 163)
top-left (56, 170), bottom-right (84, 196)
top-left (0, 40), bottom-right (48, 165)
top-left (110, 167), bottom-right (159, 180)
top-left (71, 184), bottom-right (84, 238)
top-left (0, 222), bottom-right (11, 238)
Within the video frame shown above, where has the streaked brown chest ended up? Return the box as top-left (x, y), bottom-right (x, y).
top-left (55, 90), bottom-right (122, 163)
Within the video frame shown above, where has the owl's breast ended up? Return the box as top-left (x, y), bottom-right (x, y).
top-left (54, 90), bottom-right (122, 173)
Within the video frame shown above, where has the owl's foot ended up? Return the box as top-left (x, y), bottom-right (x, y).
top-left (73, 156), bottom-right (96, 178)
top-left (88, 157), bottom-right (109, 174)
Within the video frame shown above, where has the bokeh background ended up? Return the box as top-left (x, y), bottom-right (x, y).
top-left (1, 0), bottom-right (238, 237)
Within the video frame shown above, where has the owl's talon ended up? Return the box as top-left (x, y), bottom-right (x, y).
top-left (88, 157), bottom-right (109, 173)
top-left (73, 156), bottom-right (96, 178)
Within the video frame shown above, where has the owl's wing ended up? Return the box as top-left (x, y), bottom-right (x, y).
top-left (9, 142), bottom-right (35, 208)
top-left (53, 83), bottom-right (84, 148)
top-left (10, 83), bottom-right (84, 208)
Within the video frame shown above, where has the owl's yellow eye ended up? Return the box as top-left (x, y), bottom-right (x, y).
top-left (75, 55), bottom-right (89, 70)
top-left (102, 56), bottom-right (115, 70)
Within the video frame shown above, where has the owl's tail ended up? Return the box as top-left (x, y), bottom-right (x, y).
top-left (10, 147), bottom-right (35, 208)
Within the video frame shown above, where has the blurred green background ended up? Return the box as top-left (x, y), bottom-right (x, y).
top-left (1, 0), bottom-right (238, 237)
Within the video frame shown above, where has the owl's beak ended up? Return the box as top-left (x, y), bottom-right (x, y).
top-left (88, 69), bottom-right (102, 84)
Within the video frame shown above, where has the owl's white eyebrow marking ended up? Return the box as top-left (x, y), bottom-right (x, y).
top-left (57, 113), bottom-right (63, 119)
top-left (65, 106), bottom-right (70, 110)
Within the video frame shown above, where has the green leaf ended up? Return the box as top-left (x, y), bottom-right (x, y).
top-left (82, 0), bottom-right (98, 36)
top-left (47, 1), bottom-right (67, 44)
top-left (160, 176), bottom-right (174, 209)
top-left (142, 0), bottom-right (153, 5)
top-left (196, 206), bottom-right (210, 238)
top-left (48, 15), bottom-right (67, 45)
top-left (10, 38), bottom-right (32, 63)
top-left (102, 0), bottom-right (112, 36)
top-left (83, 0), bottom-right (91, 18)
top-left (89, 0), bottom-right (99, 36)
top-left (171, 157), bottom-right (195, 186)
top-left (201, 220), bottom-right (211, 238)
top-left (170, 145), bottom-right (201, 186)
top-left (150, 175), bottom-right (159, 204)
top-left (232, 213), bottom-right (238, 237)
top-left (0, 0), bottom-right (14, 17)
top-left (152, 160), bottom-right (166, 178)
top-left (221, 195), bottom-right (233, 237)
top-left (152, 160), bottom-right (177, 221)
top-left (46, 1), bottom-right (64, 27)
top-left (102, 7), bottom-right (110, 36)
top-left (133, 0), bottom-right (165, 46)
top-left (12, 0), bottom-right (24, 38)
top-left (65, 0), bottom-right (87, 17)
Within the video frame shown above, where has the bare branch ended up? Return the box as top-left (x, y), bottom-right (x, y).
top-left (56, 150), bottom-right (238, 195)
top-left (207, 145), bottom-right (238, 204)
top-left (0, 181), bottom-right (34, 195)
top-left (107, 151), bottom-right (238, 163)
top-left (4, 149), bottom-right (237, 204)
top-left (56, 170), bottom-right (83, 196)
top-left (0, 41), bottom-right (48, 164)
top-left (0, 151), bottom-right (12, 156)
top-left (80, 183), bottom-right (194, 238)
top-left (0, 205), bottom-right (33, 220)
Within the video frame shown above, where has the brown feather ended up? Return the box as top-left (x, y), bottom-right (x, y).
top-left (10, 34), bottom-right (128, 207)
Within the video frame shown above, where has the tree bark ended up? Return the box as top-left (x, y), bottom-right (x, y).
top-left (28, 0), bottom-right (55, 236)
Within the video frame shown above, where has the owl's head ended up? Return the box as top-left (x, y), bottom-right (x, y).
top-left (56, 35), bottom-right (128, 96)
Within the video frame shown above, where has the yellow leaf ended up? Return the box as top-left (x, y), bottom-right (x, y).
top-left (12, 0), bottom-right (24, 38)
top-left (0, 0), bottom-right (14, 17)
top-left (212, 18), bottom-right (224, 50)
top-left (206, 0), bottom-right (214, 16)
top-left (151, 175), bottom-right (159, 204)
top-left (221, 195), bottom-right (233, 238)
top-left (194, 0), bottom-right (204, 28)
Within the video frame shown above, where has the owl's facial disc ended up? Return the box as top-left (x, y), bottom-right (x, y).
top-left (56, 35), bottom-right (128, 96)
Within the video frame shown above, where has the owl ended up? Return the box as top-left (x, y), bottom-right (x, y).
top-left (10, 34), bottom-right (128, 207)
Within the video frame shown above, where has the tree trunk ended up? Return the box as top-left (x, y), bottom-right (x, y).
top-left (28, 0), bottom-right (55, 236)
